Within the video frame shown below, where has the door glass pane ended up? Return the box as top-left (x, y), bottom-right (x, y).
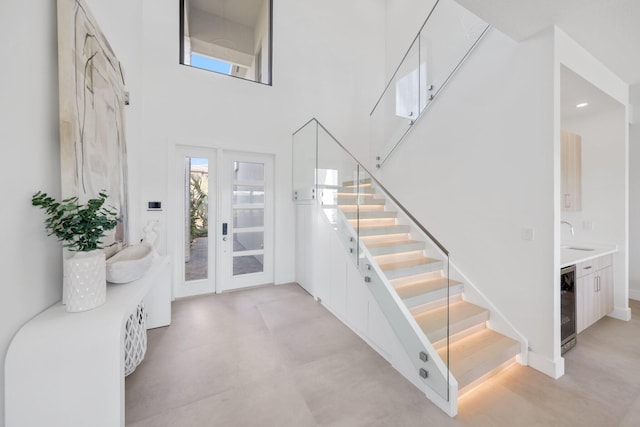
top-left (233, 255), bottom-right (264, 276)
top-left (233, 232), bottom-right (264, 252)
top-left (185, 157), bottom-right (209, 281)
top-left (234, 161), bottom-right (264, 182)
top-left (233, 208), bottom-right (264, 228)
top-left (233, 185), bottom-right (264, 204)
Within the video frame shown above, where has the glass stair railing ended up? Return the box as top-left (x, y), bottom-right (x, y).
top-left (370, 0), bottom-right (490, 169)
top-left (293, 118), bottom-right (455, 413)
top-left (293, 118), bottom-right (523, 417)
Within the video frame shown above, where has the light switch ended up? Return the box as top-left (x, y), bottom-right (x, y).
top-left (522, 227), bottom-right (535, 241)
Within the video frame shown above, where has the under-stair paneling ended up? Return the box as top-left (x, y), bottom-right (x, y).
top-left (295, 203), bottom-right (314, 295)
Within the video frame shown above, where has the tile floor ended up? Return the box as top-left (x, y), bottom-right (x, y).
top-left (126, 284), bottom-right (640, 426)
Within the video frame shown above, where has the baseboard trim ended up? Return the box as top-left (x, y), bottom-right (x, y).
top-left (609, 306), bottom-right (632, 321)
top-left (629, 288), bottom-right (640, 301)
top-left (528, 351), bottom-right (564, 379)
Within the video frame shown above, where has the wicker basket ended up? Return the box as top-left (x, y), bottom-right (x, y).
top-left (124, 302), bottom-right (147, 376)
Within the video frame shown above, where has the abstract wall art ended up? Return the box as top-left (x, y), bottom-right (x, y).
top-left (57, 0), bottom-right (129, 255)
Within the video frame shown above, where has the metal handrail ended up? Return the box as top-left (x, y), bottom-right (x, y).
top-left (294, 118), bottom-right (449, 256)
top-left (369, 0), bottom-right (441, 115)
top-left (376, 24), bottom-right (490, 168)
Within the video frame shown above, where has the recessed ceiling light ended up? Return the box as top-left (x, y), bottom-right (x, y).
top-left (576, 102), bottom-right (589, 108)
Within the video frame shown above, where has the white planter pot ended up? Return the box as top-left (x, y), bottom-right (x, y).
top-left (64, 250), bottom-right (107, 313)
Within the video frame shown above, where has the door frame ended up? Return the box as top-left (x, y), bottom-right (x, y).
top-left (171, 145), bottom-right (218, 298)
top-left (169, 145), bottom-right (275, 298)
top-left (217, 150), bottom-right (275, 292)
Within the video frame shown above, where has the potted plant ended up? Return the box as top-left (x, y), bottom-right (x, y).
top-left (32, 191), bottom-right (119, 312)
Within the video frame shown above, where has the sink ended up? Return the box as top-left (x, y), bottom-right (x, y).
top-left (106, 243), bottom-right (154, 283)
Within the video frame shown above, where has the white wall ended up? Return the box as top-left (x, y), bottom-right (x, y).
top-left (562, 108), bottom-right (627, 303)
top-left (140, 0), bottom-right (386, 289)
top-left (630, 85), bottom-right (640, 300)
top-left (0, 0), bottom-right (142, 425)
top-left (379, 28), bottom-right (560, 376)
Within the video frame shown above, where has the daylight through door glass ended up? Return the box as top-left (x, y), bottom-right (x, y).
top-left (232, 161), bottom-right (265, 276)
top-left (185, 157), bottom-right (209, 281)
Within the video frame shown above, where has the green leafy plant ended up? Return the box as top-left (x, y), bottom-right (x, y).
top-left (190, 174), bottom-right (208, 239)
top-left (31, 191), bottom-right (119, 252)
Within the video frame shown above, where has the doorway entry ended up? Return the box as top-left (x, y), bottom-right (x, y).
top-left (218, 151), bottom-right (274, 291)
top-left (173, 147), bottom-right (274, 297)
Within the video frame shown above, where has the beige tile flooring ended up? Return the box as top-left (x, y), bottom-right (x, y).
top-left (126, 284), bottom-right (640, 426)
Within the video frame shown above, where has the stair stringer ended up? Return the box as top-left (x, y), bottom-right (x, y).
top-left (336, 206), bottom-right (459, 416)
top-left (373, 183), bottom-right (529, 366)
top-left (449, 259), bottom-right (529, 366)
top-left (312, 203), bottom-right (459, 417)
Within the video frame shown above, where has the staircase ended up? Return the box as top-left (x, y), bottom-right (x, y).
top-left (337, 178), bottom-right (520, 398)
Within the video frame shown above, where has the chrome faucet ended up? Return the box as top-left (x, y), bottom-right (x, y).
top-left (561, 221), bottom-right (574, 236)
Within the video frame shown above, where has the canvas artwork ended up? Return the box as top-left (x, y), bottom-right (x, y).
top-left (57, 0), bottom-right (129, 255)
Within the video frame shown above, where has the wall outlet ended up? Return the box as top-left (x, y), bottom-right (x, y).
top-left (583, 220), bottom-right (594, 231)
top-left (522, 227), bottom-right (535, 241)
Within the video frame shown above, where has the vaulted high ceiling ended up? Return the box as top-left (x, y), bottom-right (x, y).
top-left (455, 0), bottom-right (640, 85)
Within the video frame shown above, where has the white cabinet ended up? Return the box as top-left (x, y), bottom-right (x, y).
top-left (5, 257), bottom-right (171, 427)
top-left (561, 130), bottom-right (582, 211)
top-left (576, 254), bottom-right (613, 333)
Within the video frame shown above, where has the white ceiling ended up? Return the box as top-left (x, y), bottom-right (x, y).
top-left (455, 0), bottom-right (640, 85)
top-left (190, 0), bottom-right (265, 28)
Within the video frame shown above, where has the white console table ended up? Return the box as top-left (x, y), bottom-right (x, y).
top-left (5, 256), bottom-right (171, 427)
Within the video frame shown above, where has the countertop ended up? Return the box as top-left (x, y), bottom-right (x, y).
top-left (560, 242), bottom-right (618, 268)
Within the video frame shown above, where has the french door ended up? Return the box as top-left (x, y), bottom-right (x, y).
top-left (218, 151), bottom-right (274, 291)
top-left (174, 146), bottom-right (216, 298)
top-left (173, 147), bottom-right (273, 297)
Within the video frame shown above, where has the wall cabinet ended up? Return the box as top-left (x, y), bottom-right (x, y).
top-left (561, 130), bottom-right (582, 211)
top-left (576, 254), bottom-right (613, 333)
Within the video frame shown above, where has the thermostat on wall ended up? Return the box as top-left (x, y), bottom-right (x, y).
top-left (147, 201), bottom-right (162, 211)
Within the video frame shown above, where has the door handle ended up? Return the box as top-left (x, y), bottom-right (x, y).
top-left (222, 223), bottom-right (228, 241)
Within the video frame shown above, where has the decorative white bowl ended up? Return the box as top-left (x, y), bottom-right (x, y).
top-left (106, 243), bottom-right (154, 284)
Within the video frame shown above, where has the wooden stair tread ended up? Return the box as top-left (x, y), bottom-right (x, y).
top-left (395, 277), bottom-right (462, 300)
top-left (437, 328), bottom-right (520, 390)
top-left (379, 257), bottom-right (439, 271)
top-left (414, 301), bottom-right (488, 341)
top-left (338, 187), bottom-right (375, 194)
top-left (342, 178), bottom-right (372, 187)
top-left (366, 239), bottom-right (420, 248)
top-left (344, 211), bottom-right (396, 219)
top-left (357, 221), bottom-right (399, 229)
top-left (338, 196), bottom-right (386, 206)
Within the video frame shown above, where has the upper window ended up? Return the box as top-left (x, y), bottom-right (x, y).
top-left (180, 0), bottom-right (273, 85)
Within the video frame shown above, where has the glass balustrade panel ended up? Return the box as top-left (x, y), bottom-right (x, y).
top-left (317, 124), bottom-right (361, 260)
top-left (357, 167), bottom-right (451, 401)
top-left (419, 0), bottom-right (488, 101)
top-left (292, 120), bottom-right (318, 201)
top-left (371, 0), bottom-right (488, 169)
top-left (369, 38), bottom-right (421, 170)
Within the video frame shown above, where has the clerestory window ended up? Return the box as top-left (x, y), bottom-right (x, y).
top-left (180, 0), bottom-right (273, 85)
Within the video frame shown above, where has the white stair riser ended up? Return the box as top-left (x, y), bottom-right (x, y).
top-left (403, 283), bottom-right (465, 310)
top-left (342, 178), bottom-right (372, 187)
top-left (338, 197), bottom-right (386, 206)
top-left (359, 225), bottom-right (410, 237)
top-left (425, 311), bottom-right (489, 343)
top-left (338, 187), bottom-right (375, 195)
top-left (352, 218), bottom-right (397, 228)
top-left (344, 211), bottom-right (397, 220)
top-left (369, 242), bottom-right (425, 257)
top-left (384, 261), bottom-right (443, 280)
